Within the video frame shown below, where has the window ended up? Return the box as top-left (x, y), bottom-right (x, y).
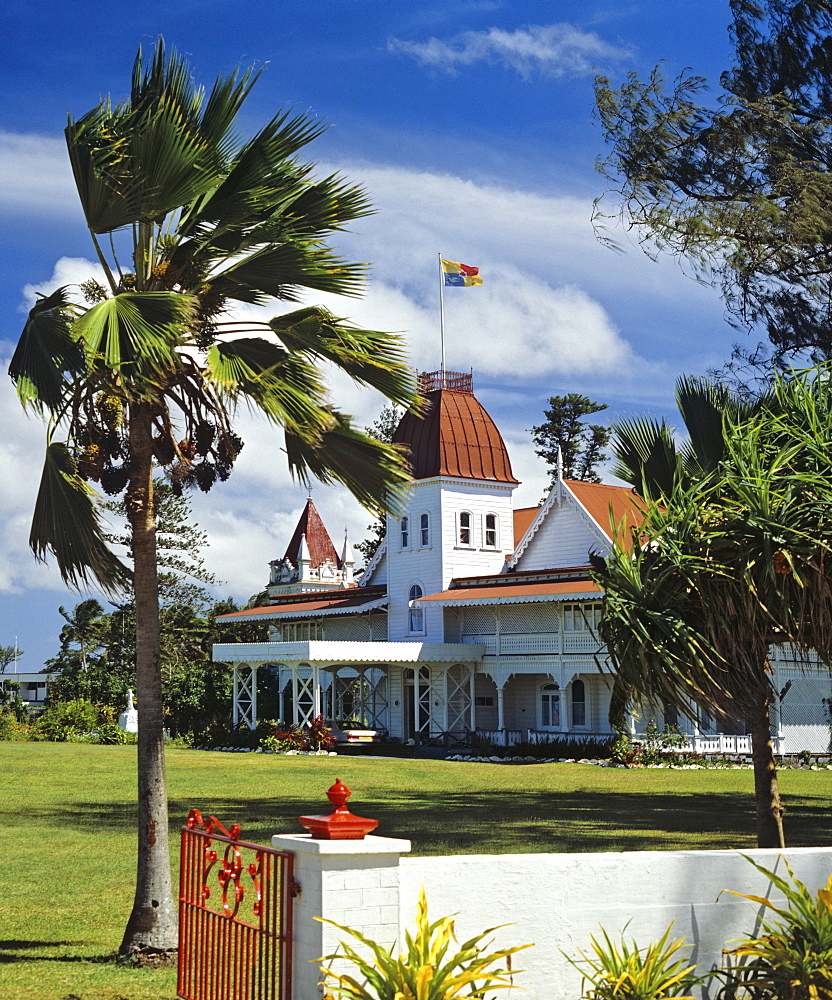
top-left (571, 679), bottom-right (586, 727)
top-left (475, 695), bottom-right (494, 707)
top-left (408, 584), bottom-right (424, 633)
top-left (280, 620), bottom-right (323, 642)
top-left (562, 602), bottom-right (603, 632)
top-left (484, 513), bottom-right (498, 548)
top-left (541, 683), bottom-right (560, 727)
top-left (458, 510), bottom-right (472, 546)
top-left (420, 513), bottom-right (430, 547)
top-left (400, 516), bottom-right (409, 548)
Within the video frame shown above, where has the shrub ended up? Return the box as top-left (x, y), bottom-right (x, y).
top-left (94, 722), bottom-right (130, 745)
top-left (306, 714), bottom-right (335, 751)
top-left (611, 720), bottom-right (688, 766)
top-left (512, 735), bottom-right (616, 760)
top-left (260, 716), bottom-right (335, 753)
top-left (318, 886), bottom-right (532, 1000)
top-left (718, 857), bottom-right (832, 1000)
top-left (32, 699), bottom-right (98, 742)
top-left (262, 723), bottom-right (308, 753)
top-left (0, 710), bottom-right (33, 741)
top-left (568, 923), bottom-right (702, 1000)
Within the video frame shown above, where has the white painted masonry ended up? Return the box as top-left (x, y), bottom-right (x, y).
top-left (274, 833), bottom-right (832, 1000)
top-left (272, 833), bottom-right (411, 1000)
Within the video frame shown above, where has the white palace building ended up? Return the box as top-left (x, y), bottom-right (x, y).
top-left (213, 370), bottom-right (832, 753)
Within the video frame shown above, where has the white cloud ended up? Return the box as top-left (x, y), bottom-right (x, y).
top-left (388, 23), bottom-right (632, 79)
top-left (22, 257), bottom-right (108, 311)
top-left (0, 146), bottom-right (713, 609)
top-left (0, 131), bottom-right (79, 218)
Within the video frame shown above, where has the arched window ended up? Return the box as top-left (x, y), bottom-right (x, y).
top-left (400, 516), bottom-right (409, 548)
top-left (420, 513), bottom-right (430, 547)
top-left (571, 679), bottom-right (586, 727)
top-left (458, 510), bottom-right (472, 546)
top-left (484, 513), bottom-right (498, 548)
top-left (541, 683), bottom-right (560, 728)
top-left (408, 584), bottom-right (424, 633)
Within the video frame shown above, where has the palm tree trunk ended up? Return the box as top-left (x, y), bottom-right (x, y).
top-left (748, 687), bottom-right (785, 848)
top-left (119, 403), bottom-right (178, 955)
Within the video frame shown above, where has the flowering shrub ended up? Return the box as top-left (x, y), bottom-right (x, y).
top-left (262, 723), bottom-right (308, 753)
top-left (260, 717), bottom-right (334, 753)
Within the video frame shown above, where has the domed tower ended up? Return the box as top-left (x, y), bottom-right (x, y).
top-left (386, 370), bottom-right (519, 641)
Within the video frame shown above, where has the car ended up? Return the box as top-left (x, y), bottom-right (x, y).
top-left (328, 719), bottom-right (384, 746)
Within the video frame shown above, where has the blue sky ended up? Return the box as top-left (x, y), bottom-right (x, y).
top-left (1, 0), bottom-right (748, 670)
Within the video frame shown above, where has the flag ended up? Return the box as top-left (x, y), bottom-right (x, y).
top-left (441, 258), bottom-right (483, 287)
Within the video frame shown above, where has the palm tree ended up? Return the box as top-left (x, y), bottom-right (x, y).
top-left (9, 39), bottom-right (417, 955)
top-left (596, 373), bottom-right (832, 847)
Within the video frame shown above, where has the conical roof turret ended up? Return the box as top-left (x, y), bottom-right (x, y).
top-left (282, 498), bottom-right (341, 569)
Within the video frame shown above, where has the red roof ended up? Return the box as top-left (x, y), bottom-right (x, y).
top-left (216, 589), bottom-right (387, 621)
top-left (393, 373), bottom-right (518, 483)
top-left (565, 480), bottom-right (646, 545)
top-left (513, 506), bottom-right (540, 546)
top-left (282, 497), bottom-right (340, 568)
top-left (420, 578), bottom-right (603, 604)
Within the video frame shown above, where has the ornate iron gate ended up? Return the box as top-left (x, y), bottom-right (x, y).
top-left (178, 809), bottom-right (298, 1000)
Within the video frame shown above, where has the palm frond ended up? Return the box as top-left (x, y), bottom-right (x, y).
top-left (270, 306), bottom-right (417, 408)
top-left (9, 288), bottom-right (84, 414)
top-left (284, 411), bottom-right (412, 516)
top-left (73, 292), bottom-right (197, 387)
top-left (215, 243), bottom-right (368, 302)
top-left (206, 337), bottom-right (333, 437)
top-left (30, 442), bottom-right (132, 597)
top-left (610, 414), bottom-right (681, 498)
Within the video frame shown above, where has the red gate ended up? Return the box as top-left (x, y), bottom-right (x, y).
top-left (178, 809), bottom-right (298, 1000)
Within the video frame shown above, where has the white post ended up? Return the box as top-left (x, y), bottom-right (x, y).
top-left (272, 834), bottom-right (411, 1000)
top-left (468, 663), bottom-right (476, 733)
top-left (313, 662), bottom-right (321, 719)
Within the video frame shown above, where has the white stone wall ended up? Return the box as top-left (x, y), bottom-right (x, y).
top-left (272, 834), bottom-right (832, 1000)
top-left (399, 847), bottom-right (832, 1000)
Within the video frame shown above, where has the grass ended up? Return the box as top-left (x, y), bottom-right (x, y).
top-left (2, 743), bottom-right (830, 1000)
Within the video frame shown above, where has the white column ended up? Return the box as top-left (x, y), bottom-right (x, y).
top-left (468, 663), bottom-right (476, 732)
top-left (313, 662), bottom-right (321, 718)
top-left (249, 665), bottom-right (258, 729)
top-left (232, 665), bottom-right (240, 727)
top-left (291, 665), bottom-right (300, 725)
top-left (271, 834), bottom-right (411, 1000)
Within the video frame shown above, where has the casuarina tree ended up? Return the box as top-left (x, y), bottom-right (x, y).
top-left (595, 0), bottom-right (832, 371)
top-left (9, 38), bottom-right (416, 956)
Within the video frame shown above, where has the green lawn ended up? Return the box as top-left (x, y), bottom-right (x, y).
top-left (2, 743), bottom-right (830, 1000)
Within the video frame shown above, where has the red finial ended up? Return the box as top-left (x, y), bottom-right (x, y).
top-left (298, 778), bottom-right (379, 840)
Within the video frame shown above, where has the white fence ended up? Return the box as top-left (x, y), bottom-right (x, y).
top-left (273, 832), bottom-right (832, 1000)
top-left (475, 729), bottom-right (795, 754)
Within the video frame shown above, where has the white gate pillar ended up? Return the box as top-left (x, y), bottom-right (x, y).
top-left (272, 833), bottom-right (411, 1000)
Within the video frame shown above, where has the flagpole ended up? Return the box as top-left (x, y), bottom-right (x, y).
top-left (438, 252), bottom-right (446, 379)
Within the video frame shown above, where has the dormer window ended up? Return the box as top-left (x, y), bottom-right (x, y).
top-left (408, 584), bottom-right (425, 633)
top-left (484, 513), bottom-right (498, 548)
top-left (420, 513), bottom-right (430, 547)
top-left (400, 516), bottom-right (409, 549)
top-left (458, 510), bottom-right (472, 547)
